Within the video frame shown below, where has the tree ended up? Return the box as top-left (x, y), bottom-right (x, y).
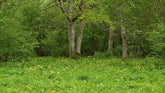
top-left (119, 5), bottom-right (127, 60)
top-left (55, 0), bottom-right (77, 58)
top-left (76, 0), bottom-right (85, 58)
top-left (54, 0), bottom-right (97, 58)
top-left (108, 22), bottom-right (114, 53)
top-left (101, 0), bottom-right (128, 58)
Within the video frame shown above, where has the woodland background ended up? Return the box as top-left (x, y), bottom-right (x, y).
top-left (0, 0), bottom-right (165, 61)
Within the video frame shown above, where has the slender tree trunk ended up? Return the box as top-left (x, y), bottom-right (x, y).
top-left (68, 21), bottom-right (71, 57)
top-left (0, 7), bottom-right (1, 12)
top-left (76, 19), bottom-right (84, 57)
top-left (119, 6), bottom-right (127, 60)
top-left (58, 0), bottom-right (86, 58)
top-left (68, 21), bottom-right (76, 58)
top-left (75, 0), bottom-right (85, 58)
top-left (67, 0), bottom-right (76, 58)
top-left (108, 24), bottom-right (114, 53)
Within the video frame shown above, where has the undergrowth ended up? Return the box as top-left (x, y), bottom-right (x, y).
top-left (0, 57), bottom-right (165, 93)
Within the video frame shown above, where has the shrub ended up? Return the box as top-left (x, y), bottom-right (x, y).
top-left (93, 51), bottom-right (114, 59)
top-left (147, 23), bottom-right (165, 58)
top-left (0, 27), bottom-right (38, 62)
top-left (43, 30), bottom-right (68, 57)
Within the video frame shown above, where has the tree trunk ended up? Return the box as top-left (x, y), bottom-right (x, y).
top-left (119, 6), bottom-right (127, 60)
top-left (108, 24), bottom-right (114, 53)
top-left (76, 19), bottom-right (84, 58)
top-left (67, 0), bottom-right (76, 58)
top-left (68, 21), bottom-right (76, 58)
top-left (75, 0), bottom-right (85, 58)
top-left (59, 0), bottom-right (85, 58)
top-left (0, 2), bottom-right (2, 12)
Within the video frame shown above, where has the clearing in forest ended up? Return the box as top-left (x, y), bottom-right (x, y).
top-left (0, 57), bottom-right (165, 93)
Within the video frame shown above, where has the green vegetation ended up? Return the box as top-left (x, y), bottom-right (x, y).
top-left (0, 0), bottom-right (165, 92)
top-left (0, 57), bottom-right (165, 93)
top-left (0, 0), bottom-right (165, 61)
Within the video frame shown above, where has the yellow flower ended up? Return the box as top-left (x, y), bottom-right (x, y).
top-left (50, 70), bottom-right (55, 74)
top-left (52, 90), bottom-right (55, 93)
top-left (48, 64), bottom-right (51, 69)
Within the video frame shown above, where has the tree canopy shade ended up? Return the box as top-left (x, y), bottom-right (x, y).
top-left (0, 0), bottom-right (164, 61)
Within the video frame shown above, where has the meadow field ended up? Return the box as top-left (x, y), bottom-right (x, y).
top-left (0, 57), bottom-right (165, 93)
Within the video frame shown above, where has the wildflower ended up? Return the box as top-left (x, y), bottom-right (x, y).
top-left (52, 90), bottom-right (55, 93)
top-left (50, 70), bottom-right (55, 74)
top-left (48, 64), bottom-right (51, 69)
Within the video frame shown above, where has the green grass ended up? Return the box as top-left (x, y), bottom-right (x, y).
top-left (0, 57), bottom-right (165, 93)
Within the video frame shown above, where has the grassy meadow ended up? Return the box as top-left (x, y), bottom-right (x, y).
top-left (0, 57), bottom-right (165, 93)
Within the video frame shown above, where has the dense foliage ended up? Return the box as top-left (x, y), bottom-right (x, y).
top-left (0, 0), bottom-right (165, 61)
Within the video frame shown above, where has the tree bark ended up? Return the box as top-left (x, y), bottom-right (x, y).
top-left (68, 0), bottom-right (76, 58)
top-left (68, 21), bottom-right (76, 58)
top-left (119, 6), bottom-right (127, 60)
top-left (58, 0), bottom-right (86, 58)
top-left (75, 0), bottom-right (85, 58)
top-left (0, 1), bottom-right (2, 12)
top-left (76, 19), bottom-right (84, 57)
top-left (108, 24), bottom-right (114, 53)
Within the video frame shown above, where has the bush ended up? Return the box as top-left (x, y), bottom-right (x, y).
top-left (113, 46), bottom-right (122, 57)
top-left (93, 51), bottom-right (114, 59)
top-left (0, 0), bottom-right (38, 61)
top-left (43, 30), bottom-right (68, 57)
top-left (147, 23), bottom-right (165, 58)
top-left (0, 27), bottom-right (38, 62)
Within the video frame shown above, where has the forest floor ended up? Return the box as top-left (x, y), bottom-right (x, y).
top-left (0, 57), bottom-right (165, 93)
